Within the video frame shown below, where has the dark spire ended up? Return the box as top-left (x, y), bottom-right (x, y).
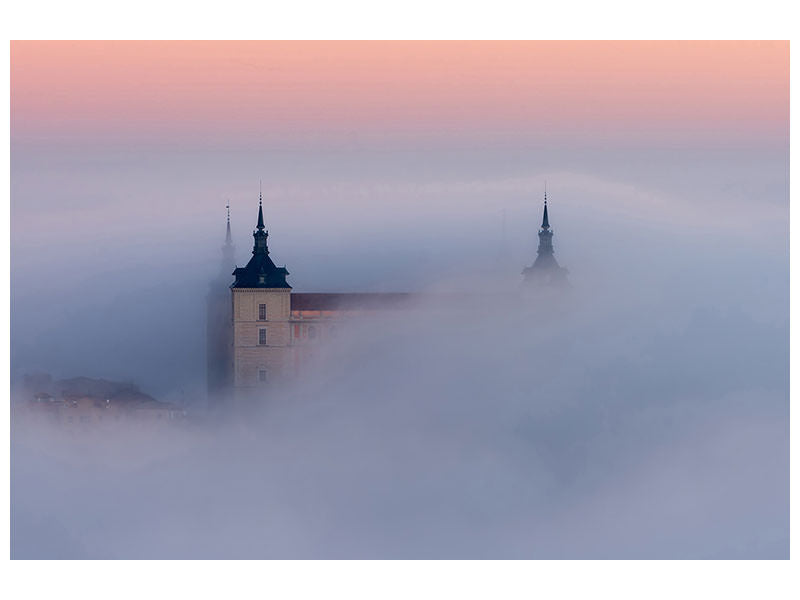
top-left (231, 191), bottom-right (290, 289)
top-left (541, 199), bottom-right (550, 230)
top-left (257, 191), bottom-right (265, 231)
top-left (252, 187), bottom-right (269, 256)
top-left (521, 185), bottom-right (568, 288)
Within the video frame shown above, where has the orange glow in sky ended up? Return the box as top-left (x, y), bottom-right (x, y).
top-left (11, 40), bottom-right (788, 145)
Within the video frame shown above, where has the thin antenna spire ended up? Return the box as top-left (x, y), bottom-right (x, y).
top-left (225, 201), bottom-right (232, 245)
top-left (544, 180), bottom-right (547, 205)
top-left (259, 179), bottom-right (262, 205)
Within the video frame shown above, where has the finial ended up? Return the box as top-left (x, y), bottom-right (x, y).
top-left (256, 188), bottom-right (265, 231)
top-left (225, 201), bottom-right (232, 245)
top-left (544, 180), bottom-right (547, 204)
top-left (259, 179), bottom-right (262, 206)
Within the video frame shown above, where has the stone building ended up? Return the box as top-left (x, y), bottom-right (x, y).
top-left (208, 190), bottom-right (567, 400)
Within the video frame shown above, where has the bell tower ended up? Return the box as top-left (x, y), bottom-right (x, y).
top-left (231, 192), bottom-right (293, 397)
top-left (522, 188), bottom-right (569, 287)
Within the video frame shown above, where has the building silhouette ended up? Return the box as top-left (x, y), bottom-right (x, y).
top-left (207, 188), bottom-right (569, 401)
top-left (205, 204), bottom-right (235, 405)
top-left (521, 194), bottom-right (569, 288)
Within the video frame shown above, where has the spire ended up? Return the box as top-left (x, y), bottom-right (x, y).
top-left (541, 182), bottom-right (550, 229)
top-left (521, 184), bottom-right (568, 288)
top-left (252, 189), bottom-right (269, 256)
top-left (257, 184), bottom-right (265, 231)
top-left (225, 202), bottom-right (232, 245)
top-left (256, 192), bottom-right (264, 231)
top-left (541, 200), bottom-right (550, 230)
top-left (231, 189), bottom-right (290, 289)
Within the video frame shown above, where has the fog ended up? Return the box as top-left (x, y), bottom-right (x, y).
top-left (10, 140), bottom-right (788, 558)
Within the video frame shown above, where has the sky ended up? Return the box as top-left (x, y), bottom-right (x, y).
top-left (10, 41), bottom-right (788, 145)
top-left (8, 41), bottom-right (790, 559)
top-left (10, 41), bottom-right (789, 396)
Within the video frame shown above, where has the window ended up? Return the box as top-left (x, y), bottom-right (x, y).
top-left (259, 369), bottom-right (267, 382)
top-left (308, 325), bottom-right (317, 339)
top-left (258, 275), bottom-right (266, 284)
top-left (259, 328), bottom-right (267, 345)
top-left (258, 303), bottom-right (267, 320)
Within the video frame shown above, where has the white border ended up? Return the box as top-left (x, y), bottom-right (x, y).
top-left (2, 1), bottom-right (796, 599)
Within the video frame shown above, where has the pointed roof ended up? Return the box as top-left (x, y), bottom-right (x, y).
top-left (257, 193), bottom-right (265, 230)
top-left (541, 199), bottom-right (549, 229)
top-left (231, 193), bottom-right (291, 289)
top-left (225, 203), bottom-right (232, 245)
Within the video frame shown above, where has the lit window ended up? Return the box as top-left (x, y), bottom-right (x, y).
top-left (258, 303), bottom-right (267, 320)
top-left (259, 369), bottom-right (267, 382)
top-left (259, 328), bottom-right (267, 345)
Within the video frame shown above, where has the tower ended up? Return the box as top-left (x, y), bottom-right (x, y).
top-left (231, 192), bottom-right (293, 396)
top-left (522, 190), bottom-right (569, 287)
top-left (206, 204), bottom-right (235, 405)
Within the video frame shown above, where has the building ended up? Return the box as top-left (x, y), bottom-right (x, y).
top-left (206, 204), bottom-right (235, 405)
top-left (14, 376), bottom-right (185, 432)
top-left (208, 191), bottom-right (567, 400)
top-left (521, 193), bottom-right (569, 287)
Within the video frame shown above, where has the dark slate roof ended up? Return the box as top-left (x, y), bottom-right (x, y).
top-left (291, 293), bottom-right (415, 311)
top-left (56, 377), bottom-right (159, 403)
top-left (231, 253), bottom-right (291, 288)
top-left (232, 200), bottom-right (292, 289)
top-left (291, 292), bottom-right (525, 311)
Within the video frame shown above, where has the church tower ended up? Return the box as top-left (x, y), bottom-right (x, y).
top-left (231, 193), bottom-right (293, 396)
top-left (522, 190), bottom-right (569, 287)
top-left (206, 204), bottom-right (235, 405)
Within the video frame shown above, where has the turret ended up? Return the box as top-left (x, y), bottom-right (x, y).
top-left (231, 190), bottom-right (291, 289)
top-left (522, 188), bottom-right (569, 288)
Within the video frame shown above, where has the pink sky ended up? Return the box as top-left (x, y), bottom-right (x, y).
top-left (11, 41), bottom-right (788, 145)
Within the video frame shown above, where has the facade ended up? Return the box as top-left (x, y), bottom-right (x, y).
top-left (208, 191), bottom-right (567, 400)
top-left (229, 195), bottom-right (293, 393)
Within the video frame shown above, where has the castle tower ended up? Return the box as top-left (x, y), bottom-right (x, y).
top-left (206, 204), bottom-right (235, 405)
top-left (231, 193), bottom-right (293, 396)
top-left (522, 191), bottom-right (569, 287)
